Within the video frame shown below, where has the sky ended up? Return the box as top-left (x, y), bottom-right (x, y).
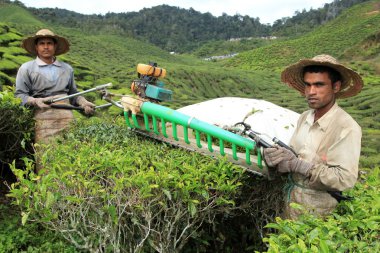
top-left (19, 0), bottom-right (334, 24)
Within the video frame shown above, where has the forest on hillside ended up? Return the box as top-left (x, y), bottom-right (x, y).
top-left (3, 0), bottom-right (371, 52)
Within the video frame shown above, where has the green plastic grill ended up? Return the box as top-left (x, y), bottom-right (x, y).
top-left (124, 101), bottom-right (263, 169)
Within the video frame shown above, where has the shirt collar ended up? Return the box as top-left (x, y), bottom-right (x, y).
top-left (36, 57), bottom-right (61, 67)
top-left (305, 102), bottom-right (339, 131)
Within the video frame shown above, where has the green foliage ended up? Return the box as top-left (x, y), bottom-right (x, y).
top-left (0, 57), bottom-right (19, 70)
top-left (0, 70), bottom-right (14, 86)
top-left (0, 90), bottom-right (34, 166)
top-left (15, 0), bottom-right (370, 53)
top-left (0, 29), bottom-right (22, 43)
top-left (0, 3), bottom-right (44, 27)
top-left (0, 23), bottom-right (32, 88)
top-left (8, 119), bottom-right (250, 252)
top-left (271, 0), bottom-right (371, 37)
top-left (28, 5), bottom-right (270, 53)
top-left (0, 204), bottom-right (77, 253)
top-left (192, 38), bottom-right (275, 58)
top-left (342, 31), bottom-right (380, 60)
top-left (190, 175), bottom-right (286, 252)
top-left (263, 167), bottom-right (380, 253)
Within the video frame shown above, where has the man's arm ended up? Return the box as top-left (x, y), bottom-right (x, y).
top-left (65, 65), bottom-right (80, 106)
top-left (265, 126), bottom-right (361, 192)
top-left (65, 69), bottom-right (95, 115)
top-left (15, 64), bottom-right (32, 105)
top-left (308, 127), bottom-right (362, 191)
top-left (15, 64), bottom-right (51, 109)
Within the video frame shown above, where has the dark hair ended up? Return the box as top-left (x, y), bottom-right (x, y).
top-left (303, 65), bottom-right (341, 84)
top-left (35, 37), bottom-right (57, 45)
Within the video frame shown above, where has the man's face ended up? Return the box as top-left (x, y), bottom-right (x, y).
top-left (35, 37), bottom-right (56, 60)
top-left (303, 71), bottom-right (341, 112)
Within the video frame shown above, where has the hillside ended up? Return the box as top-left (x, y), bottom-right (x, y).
top-left (0, 1), bottom-right (43, 27)
top-left (0, 1), bottom-right (379, 165)
top-left (3, 0), bottom-right (370, 54)
top-left (0, 4), bottom-right (296, 110)
top-left (225, 0), bottom-right (380, 70)
top-left (271, 0), bottom-right (371, 37)
top-left (26, 4), bottom-right (270, 53)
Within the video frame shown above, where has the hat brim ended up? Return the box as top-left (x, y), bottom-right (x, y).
top-left (281, 59), bottom-right (363, 98)
top-left (22, 34), bottom-right (70, 56)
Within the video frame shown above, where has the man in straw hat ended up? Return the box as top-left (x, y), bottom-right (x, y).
top-left (15, 29), bottom-right (95, 143)
top-left (264, 54), bottom-right (363, 219)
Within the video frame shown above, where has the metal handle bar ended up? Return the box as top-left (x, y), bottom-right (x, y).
top-left (233, 122), bottom-right (297, 156)
top-left (49, 102), bottom-right (121, 111)
top-left (50, 104), bottom-right (84, 111)
top-left (45, 83), bottom-right (112, 104)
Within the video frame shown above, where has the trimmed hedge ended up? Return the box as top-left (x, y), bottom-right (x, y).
top-left (8, 118), bottom-right (287, 252)
top-left (263, 168), bottom-right (380, 253)
top-left (0, 90), bottom-right (34, 167)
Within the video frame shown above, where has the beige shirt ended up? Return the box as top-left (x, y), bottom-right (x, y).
top-left (290, 102), bottom-right (362, 191)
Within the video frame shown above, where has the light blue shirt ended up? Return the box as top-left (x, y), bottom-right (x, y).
top-left (15, 57), bottom-right (80, 105)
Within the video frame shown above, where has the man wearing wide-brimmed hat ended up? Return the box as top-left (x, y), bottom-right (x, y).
top-left (15, 29), bottom-right (95, 144)
top-left (264, 54), bottom-right (363, 219)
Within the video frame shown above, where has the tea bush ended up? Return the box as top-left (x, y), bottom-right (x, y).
top-left (262, 167), bottom-right (380, 253)
top-left (9, 118), bottom-right (258, 252)
top-left (0, 204), bottom-right (77, 253)
top-left (0, 90), bottom-right (34, 168)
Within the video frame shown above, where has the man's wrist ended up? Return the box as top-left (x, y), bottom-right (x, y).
top-left (76, 96), bottom-right (86, 106)
top-left (294, 158), bottom-right (313, 176)
top-left (26, 97), bottom-right (36, 105)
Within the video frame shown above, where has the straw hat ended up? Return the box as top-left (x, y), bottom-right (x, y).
top-left (281, 54), bottom-right (363, 98)
top-left (21, 29), bottom-right (70, 56)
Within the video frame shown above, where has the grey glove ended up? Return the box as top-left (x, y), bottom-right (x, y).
top-left (77, 96), bottom-right (95, 116)
top-left (263, 146), bottom-right (313, 176)
top-left (26, 97), bottom-right (51, 109)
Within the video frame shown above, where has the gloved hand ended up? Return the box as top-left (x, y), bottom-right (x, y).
top-left (26, 97), bottom-right (51, 109)
top-left (77, 96), bottom-right (96, 116)
top-left (263, 146), bottom-right (313, 176)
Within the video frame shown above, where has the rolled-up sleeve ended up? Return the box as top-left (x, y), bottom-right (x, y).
top-left (290, 103), bottom-right (362, 192)
top-left (308, 126), bottom-right (362, 191)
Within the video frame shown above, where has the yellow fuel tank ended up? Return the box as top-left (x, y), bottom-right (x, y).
top-left (137, 63), bottom-right (166, 78)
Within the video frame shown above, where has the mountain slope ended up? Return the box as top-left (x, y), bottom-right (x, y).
top-left (27, 4), bottom-right (270, 53)
top-left (0, 6), bottom-right (291, 110)
top-left (0, 2), bottom-right (43, 27)
top-left (0, 2), bottom-right (379, 164)
top-left (225, 0), bottom-right (380, 70)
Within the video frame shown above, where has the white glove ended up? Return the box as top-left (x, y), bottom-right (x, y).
top-left (264, 146), bottom-right (313, 176)
top-left (26, 97), bottom-right (51, 109)
top-left (77, 96), bottom-right (96, 116)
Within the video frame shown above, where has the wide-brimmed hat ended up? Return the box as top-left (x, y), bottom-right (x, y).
top-left (281, 54), bottom-right (363, 98)
top-left (21, 29), bottom-right (70, 56)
